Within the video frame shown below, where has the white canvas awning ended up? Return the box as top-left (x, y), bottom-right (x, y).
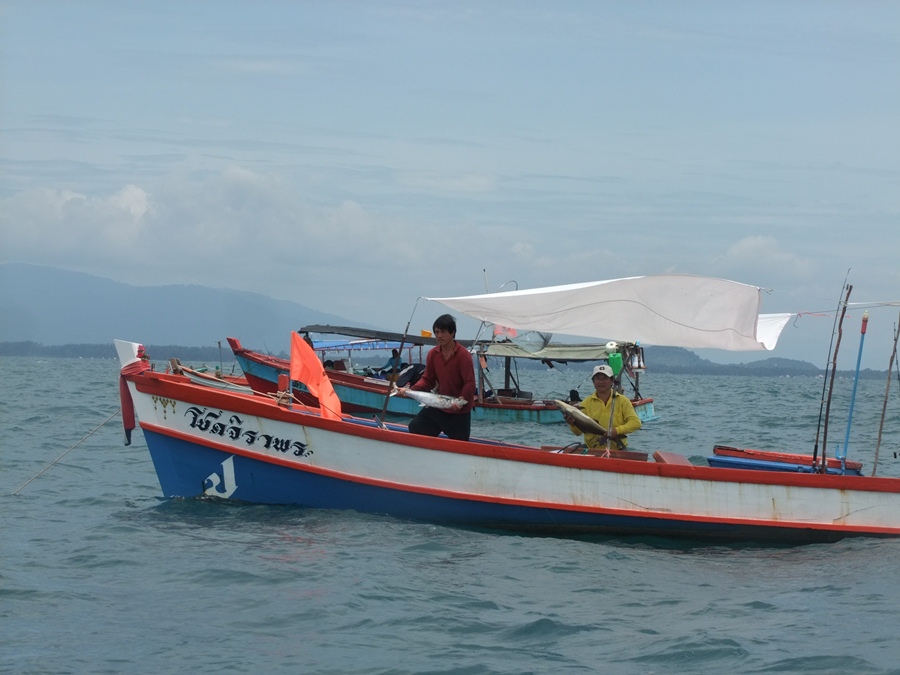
top-left (427, 275), bottom-right (790, 351)
top-left (755, 313), bottom-right (793, 351)
top-left (482, 342), bottom-right (617, 361)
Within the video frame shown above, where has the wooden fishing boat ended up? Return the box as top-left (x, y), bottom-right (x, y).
top-left (227, 334), bottom-right (435, 417)
top-left (115, 336), bottom-right (900, 543)
top-left (168, 359), bottom-right (254, 394)
top-left (228, 328), bottom-right (658, 424)
top-left (114, 274), bottom-right (899, 542)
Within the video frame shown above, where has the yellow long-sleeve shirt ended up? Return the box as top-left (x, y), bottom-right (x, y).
top-left (567, 391), bottom-right (642, 448)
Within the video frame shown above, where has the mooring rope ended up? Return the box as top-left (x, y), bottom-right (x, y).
top-left (11, 407), bottom-right (122, 496)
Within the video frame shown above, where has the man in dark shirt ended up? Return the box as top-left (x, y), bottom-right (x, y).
top-left (398, 314), bottom-right (476, 441)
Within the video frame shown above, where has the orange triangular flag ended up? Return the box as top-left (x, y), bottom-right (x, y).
top-left (290, 332), bottom-right (342, 421)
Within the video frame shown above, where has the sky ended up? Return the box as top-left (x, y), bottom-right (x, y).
top-left (1, 1), bottom-right (898, 369)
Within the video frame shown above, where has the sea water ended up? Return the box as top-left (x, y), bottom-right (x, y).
top-left (2, 356), bottom-right (900, 674)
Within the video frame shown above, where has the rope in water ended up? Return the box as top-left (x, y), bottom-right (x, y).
top-left (11, 408), bottom-right (122, 496)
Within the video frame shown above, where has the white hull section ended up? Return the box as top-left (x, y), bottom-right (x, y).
top-left (125, 375), bottom-right (900, 537)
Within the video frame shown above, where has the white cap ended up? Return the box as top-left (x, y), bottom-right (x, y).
top-left (591, 364), bottom-right (614, 379)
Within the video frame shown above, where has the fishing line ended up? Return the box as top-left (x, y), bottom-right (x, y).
top-left (12, 408), bottom-right (122, 496)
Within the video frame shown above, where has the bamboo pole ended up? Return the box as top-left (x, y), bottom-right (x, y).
top-left (871, 311), bottom-right (900, 476)
top-left (820, 285), bottom-right (852, 473)
top-left (812, 279), bottom-right (851, 467)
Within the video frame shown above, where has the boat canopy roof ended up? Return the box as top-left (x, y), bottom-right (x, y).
top-left (427, 274), bottom-right (792, 352)
top-left (301, 324), bottom-right (615, 361)
top-left (312, 339), bottom-right (406, 353)
top-left (299, 325), bottom-right (475, 349)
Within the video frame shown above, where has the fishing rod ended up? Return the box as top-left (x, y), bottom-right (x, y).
top-left (839, 311), bottom-right (868, 472)
top-left (811, 279), bottom-right (851, 468)
top-left (604, 389), bottom-right (617, 457)
top-left (378, 298), bottom-right (422, 424)
top-left (818, 284), bottom-right (852, 473)
top-left (872, 311), bottom-right (900, 476)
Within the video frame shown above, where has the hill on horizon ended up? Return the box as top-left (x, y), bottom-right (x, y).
top-left (0, 262), bottom-right (366, 351)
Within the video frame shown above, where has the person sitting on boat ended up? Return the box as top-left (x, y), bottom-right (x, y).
top-left (563, 364), bottom-right (642, 450)
top-left (397, 314), bottom-right (476, 441)
top-left (379, 349), bottom-right (402, 376)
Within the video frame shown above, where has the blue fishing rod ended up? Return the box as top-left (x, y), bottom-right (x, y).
top-left (838, 311), bottom-right (868, 473)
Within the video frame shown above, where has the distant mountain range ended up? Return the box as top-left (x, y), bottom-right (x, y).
top-left (0, 263), bottom-right (882, 377)
top-left (0, 262), bottom-right (359, 351)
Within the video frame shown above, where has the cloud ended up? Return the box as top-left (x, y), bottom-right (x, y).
top-left (111, 185), bottom-right (152, 220)
top-left (711, 235), bottom-right (816, 282)
top-left (1, 185), bottom-right (152, 256)
top-left (0, 166), bottom-right (497, 306)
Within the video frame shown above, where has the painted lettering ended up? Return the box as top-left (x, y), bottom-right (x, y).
top-left (183, 406), bottom-right (310, 457)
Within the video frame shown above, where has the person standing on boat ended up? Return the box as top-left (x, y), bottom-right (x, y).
top-left (397, 314), bottom-right (476, 441)
top-left (563, 364), bottom-right (642, 450)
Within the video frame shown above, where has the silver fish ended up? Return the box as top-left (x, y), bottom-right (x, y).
top-left (392, 388), bottom-right (467, 410)
top-left (554, 399), bottom-right (608, 436)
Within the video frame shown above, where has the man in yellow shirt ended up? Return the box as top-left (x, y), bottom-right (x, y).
top-left (563, 364), bottom-right (642, 450)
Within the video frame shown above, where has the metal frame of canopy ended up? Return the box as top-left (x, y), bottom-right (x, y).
top-left (476, 340), bottom-right (648, 402)
top-left (300, 324), bottom-right (650, 401)
top-left (299, 326), bottom-right (431, 374)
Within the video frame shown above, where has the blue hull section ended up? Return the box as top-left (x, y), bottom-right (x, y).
top-left (635, 402), bottom-right (658, 424)
top-left (234, 354), bottom-right (290, 387)
top-left (472, 400), bottom-right (657, 425)
top-left (144, 429), bottom-right (851, 542)
top-left (330, 382), bottom-right (420, 416)
top-left (470, 405), bottom-right (563, 424)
